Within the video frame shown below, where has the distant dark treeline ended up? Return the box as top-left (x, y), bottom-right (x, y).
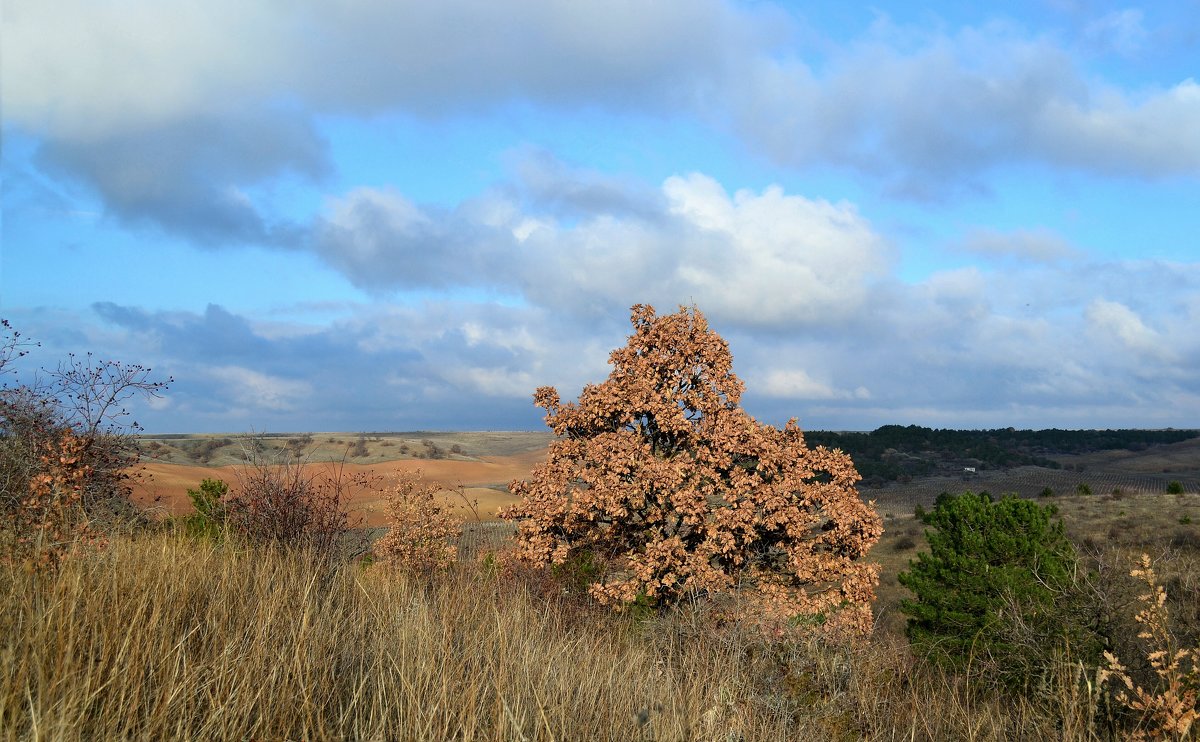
top-left (803, 425), bottom-right (1200, 484)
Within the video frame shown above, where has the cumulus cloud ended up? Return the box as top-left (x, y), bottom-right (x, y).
top-left (757, 368), bottom-right (870, 400)
top-left (9, 248), bottom-right (1199, 433)
top-left (660, 174), bottom-right (892, 324)
top-left (35, 112), bottom-right (328, 246)
top-left (1083, 9), bottom-right (1148, 56)
top-left (313, 187), bottom-right (516, 291)
top-left (80, 301), bottom-right (547, 431)
top-left (1084, 298), bottom-right (1176, 362)
top-left (444, 367), bottom-right (539, 399)
top-left (507, 147), bottom-right (665, 220)
top-left (727, 22), bottom-right (1200, 191)
top-left (6, 1), bottom-right (1200, 432)
top-left (207, 366), bottom-right (313, 413)
top-left (7, 0), bottom-right (1198, 229)
top-left (3, 0), bottom-right (751, 139)
top-left (310, 164), bottom-right (892, 327)
top-left (721, 255), bottom-right (1197, 427)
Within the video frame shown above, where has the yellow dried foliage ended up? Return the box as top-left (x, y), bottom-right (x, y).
top-left (374, 472), bottom-right (463, 573)
top-left (501, 304), bottom-right (882, 637)
top-left (1099, 554), bottom-right (1199, 740)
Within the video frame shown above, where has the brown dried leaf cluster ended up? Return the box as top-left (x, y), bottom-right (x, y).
top-left (3, 430), bottom-right (104, 573)
top-left (374, 472), bottom-right (464, 574)
top-left (501, 304), bottom-right (882, 637)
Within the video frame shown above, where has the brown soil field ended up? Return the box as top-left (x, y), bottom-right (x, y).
top-left (133, 447), bottom-right (550, 527)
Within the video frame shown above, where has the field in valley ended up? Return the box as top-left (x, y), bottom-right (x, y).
top-left (132, 431), bottom-right (554, 526)
top-left (133, 430), bottom-right (1200, 637)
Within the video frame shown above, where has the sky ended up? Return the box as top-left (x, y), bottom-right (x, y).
top-left (2, 0), bottom-right (1198, 434)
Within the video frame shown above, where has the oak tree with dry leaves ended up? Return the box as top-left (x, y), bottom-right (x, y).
top-left (500, 304), bottom-right (883, 636)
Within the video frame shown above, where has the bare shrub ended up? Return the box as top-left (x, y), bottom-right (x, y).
top-left (223, 444), bottom-right (366, 559)
top-left (2, 359), bottom-right (166, 521)
top-left (501, 304), bottom-right (882, 638)
top-left (284, 435), bottom-right (313, 457)
top-left (185, 437), bottom-right (231, 463)
top-left (349, 435), bottom-right (369, 458)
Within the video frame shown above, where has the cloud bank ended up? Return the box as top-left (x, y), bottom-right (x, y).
top-left (7, 0), bottom-right (1198, 242)
top-left (4, 1), bottom-right (1198, 431)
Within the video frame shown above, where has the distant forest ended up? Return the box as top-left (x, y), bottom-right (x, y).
top-left (804, 426), bottom-right (1200, 484)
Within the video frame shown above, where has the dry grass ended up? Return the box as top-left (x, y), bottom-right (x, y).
top-left (6, 481), bottom-right (1197, 740)
top-left (3, 534), bottom-right (789, 741)
top-left (2, 531), bottom-right (1130, 741)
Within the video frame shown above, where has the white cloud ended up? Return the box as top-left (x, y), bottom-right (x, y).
top-left (208, 366), bottom-right (313, 413)
top-left (758, 368), bottom-right (869, 400)
top-left (444, 367), bottom-right (538, 398)
top-left (662, 174), bottom-right (892, 324)
top-left (1033, 78), bottom-right (1200, 176)
top-left (16, 249), bottom-right (1200, 433)
top-left (311, 169), bottom-right (892, 328)
top-left (727, 23), bottom-right (1200, 187)
top-left (1084, 298), bottom-right (1175, 362)
top-left (3, 0), bottom-right (751, 140)
top-left (7, 0), bottom-right (1198, 199)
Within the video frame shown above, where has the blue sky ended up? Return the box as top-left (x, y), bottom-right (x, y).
top-left (2, 0), bottom-right (1198, 433)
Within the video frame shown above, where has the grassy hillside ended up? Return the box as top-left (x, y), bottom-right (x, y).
top-left (0, 532), bottom-right (1135, 741)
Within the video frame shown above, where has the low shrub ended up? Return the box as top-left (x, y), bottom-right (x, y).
top-left (373, 472), bottom-right (465, 574)
top-left (899, 491), bottom-right (1099, 692)
top-left (1, 429), bottom-right (102, 573)
top-left (1170, 529), bottom-right (1200, 551)
top-left (223, 449), bottom-right (367, 560)
top-left (1, 320), bottom-right (167, 569)
top-left (182, 478), bottom-right (229, 542)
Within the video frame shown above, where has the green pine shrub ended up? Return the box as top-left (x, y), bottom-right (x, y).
top-left (183, 478), bottom-right (229, 542)
top-left (899, 491), bottom-right (1099, 692)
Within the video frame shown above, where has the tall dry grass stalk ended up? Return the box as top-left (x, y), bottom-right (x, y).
top-left (0, 534), bottom-right (787, 740)
top-left (0, 532), bottom-right (1150, 741)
